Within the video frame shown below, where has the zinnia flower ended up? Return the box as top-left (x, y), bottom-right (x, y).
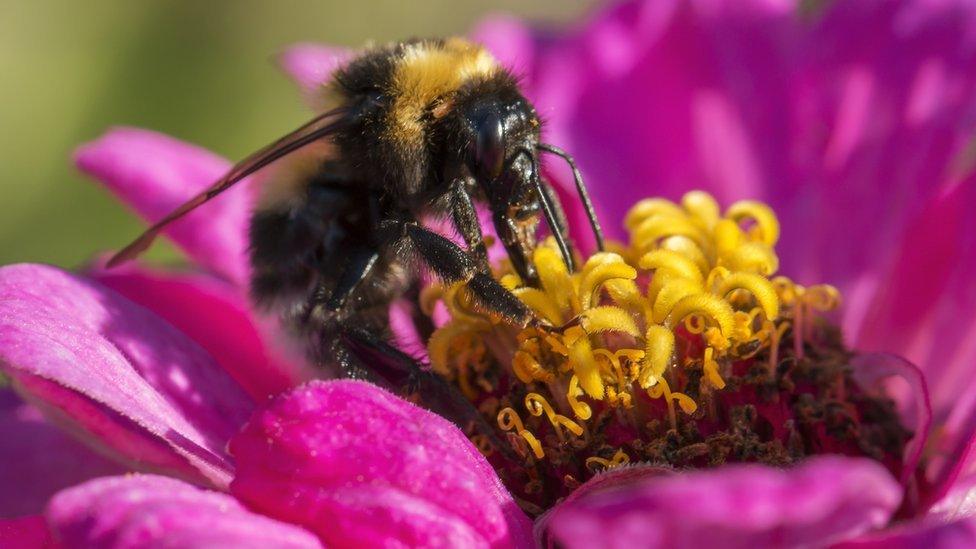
top-left (1, 1), bottom-right (975, 548)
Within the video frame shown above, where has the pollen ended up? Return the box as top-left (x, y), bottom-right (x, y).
top-left (422, 190), bottom-right (909, 514)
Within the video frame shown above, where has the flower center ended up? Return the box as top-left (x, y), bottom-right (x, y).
top-left (422, 191), bottom-right (910, 515)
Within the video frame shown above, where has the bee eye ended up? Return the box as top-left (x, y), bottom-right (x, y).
top-left (469, 110), bottom-right (505, 179)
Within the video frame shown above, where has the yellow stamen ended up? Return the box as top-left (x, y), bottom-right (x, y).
top-left (565, 326), bottom-right (604, 399)
top-left (581, 306), bottom-right (641, 337)
top-left (639, 249), bottom-right (704, 283)
top-left (525, 393), bottom-right (584, 438)
top-left (714, 272), bottom-right (779, 321)
top-left (424, 189), bottom-right (840, 471)
top-left (633, 215), bottom-right (712, 256)
top-left (534, 246), bottom-right (578, 313)
top-left (703, 346), bottom-right (726, 389)
top-left (579, 256), bottom-right (637, 309)
top-left (667, 293), bottom-right (735, 338)
top-left (497, 407), bottom-right (545, 459)
top-left (585, 449), bottom-right (631, 472)
top-left (727, 200), bottom-right (780, 246)
top-left (512, 287), bottom-right (564, 325)
top-left (681, 190), bottom-right (721, 230)
top-left (640, 325), bottom-right (674, 388)
top-left (567, 375), bottom-right (593, 420)
top-left (513, 350), bottom-right (554, 384)
top-left (625, 198), bottom-right (685, 230)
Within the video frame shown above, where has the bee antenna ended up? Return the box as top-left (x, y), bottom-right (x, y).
top-left (537, 143), bottom-right (605, 251)
top-left (106, 106), bottom-right (352, 267)
top-left (525, 148), bottom-right (574, 272)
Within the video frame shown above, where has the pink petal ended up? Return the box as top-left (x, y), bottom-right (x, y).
top-left (0, 516), bottom-right (53, 549)
top-left (534, 464), bottom-right (673, 546)
top-left (835, 517), bottom-right (976, 548)
top-left (46, 475), bottom-right (321, 548)
top-left (75, 127), bottom-right (252, 287)
top-left (850, 354), bottom-right (932, 490)
top-left (230, 380), bottom-right (532, 548)
top-left (89, 263), bottom-right (310, 401)
top-left (0, 264), bottom-right (254, 488)
top-left (481, 0), bottom-right (976, 418)
top-left (927, 472), bottom-right (976, 523)
top-left (277, 43), bottom-right (352, 104)
top-left (0, 387), bottom-right (126, 518)
top-left (472, 15), bottom-right (537, 76)
top-left (545, 456), bottom-right (902, 548)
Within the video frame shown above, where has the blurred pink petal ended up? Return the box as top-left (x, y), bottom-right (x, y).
top-left (278, 43), bottom-right (352, 104)
top-left (0, 516), bottom-right (53, 549)
top-left (46, 475), bottom-right (321, 548)
top-left (850, 353), bottom-right (932, 489)
top-left (478, 2), bottom-right (976, 505)
top-left (534, 464), bottom-right (672, 546)
top-left (0, 264), bottom-right (254, 488)
top-left (387, 298), bottom-right (429, 361)
top-left (75, 127), bottom-right (253, 287)
top-left (477, 0), bottom-right (976, 414)
top-left (545, 456), bottom-right (902, 548)
top-left (90, 264), bottom-right (309, 400)
top-left (835, 517), bottom-right (976, 548)
top-left (0, 387), bottom-right (126, 518)
top-left (230, 380), bottom-right (532, 548)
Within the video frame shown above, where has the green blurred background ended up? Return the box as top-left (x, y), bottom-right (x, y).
top-left (0, 0), bottom-right (595, 268)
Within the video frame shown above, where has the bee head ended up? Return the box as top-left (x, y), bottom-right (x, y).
top-left (461, 98), bottom-right (539, 197)
top-left (452, 95), bottom-right (546, 283)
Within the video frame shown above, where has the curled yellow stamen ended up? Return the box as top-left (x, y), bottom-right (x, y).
top-left (632, 215), bottom-right (712, 256)
top-left (723, 242), bottom-right (779, 275)
top-left (419, 285), bottom-right (444, 316)
top-left (624, 198), bottom-right (684, 230)
top-left (427, 323), bottom-right (475, 376)
top-left (512, 287), bottom-right (564, 325)
top-left (703, 346), bottom-right (726, 389)
top-left (525, 393), bottom-right (584, 438)
top-left (652, 278), bottom-right (704, 324)
top-left (565, 327), bottom-right (604, 399)
top-left (667, 293), bottom-right (735, 337)
top-left (727, 200), bottom-right (780, 246)
top-left (660, 235), bottom-right (710, 275)
top-left (581, 306), bottom-right (640, 337)
top-left (585, 449), bottom-right (631, 472)
top-left (803, 284), bottom-right (841, 311)
top-left (639, 249), bottom-right (704, 283)
top-left (567, 375), bottom-right (593, 420)
top-left (714, 271), bottom-right (780, 321)
top-left (534, 246), bottom-right (578, 313)
top-left (497, 407), bottom-right (545, 459)
top-left (640, 325), bottom-right (674, 388)
top-left (647, 377), bottom-right (697, 429)
top-left (682, 190), bottom-right (721, 229)
top-left (579, 258), bottom-right (637, 309)
top-left (423, 189), bottom-right (840, 473)
top-left (513, 350), bottom-right (554, 384)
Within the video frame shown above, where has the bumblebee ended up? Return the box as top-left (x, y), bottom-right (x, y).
top-left (110, 37), bottom-right (603, 433)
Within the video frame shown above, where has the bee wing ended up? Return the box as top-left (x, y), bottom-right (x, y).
top-left (107, 105), bottom-right (353, 267)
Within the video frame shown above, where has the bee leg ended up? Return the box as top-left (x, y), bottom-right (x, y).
top-left (301, 246), bottom-right (379, 324)
top-left (531, 154), bottom-right (575, 272)
top-left (404, 223), bottom-right (537, 327)
top-left (326, 247), bottom-right (381, 311)
top-left (492, 209), bottom-right (538, 286)
top-left (449, 178), bottom-right (490, 272)
top-left (539, 180), bottom-right (570, 244)
top-left (338, 325), bottom-right (519, 462)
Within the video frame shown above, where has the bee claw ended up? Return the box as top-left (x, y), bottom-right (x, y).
top-left (527, 315), bottom-right (580, 334)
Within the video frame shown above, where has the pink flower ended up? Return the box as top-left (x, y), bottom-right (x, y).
top-left (2, 1), bottom-right (975, 547)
